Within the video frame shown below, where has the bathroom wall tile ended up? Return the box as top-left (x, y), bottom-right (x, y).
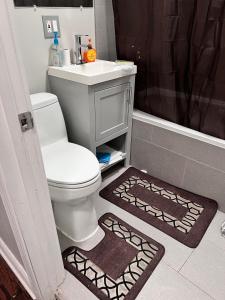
top-left (95, 4), bottom-right (107, 31)
top-left (95, 0), bottom-right (117, 61)
top-left (180, 239), bottom-right (225, 300)
top-left (132, 119), bottom-right (153, 142)
top-left (94, 0), bottom-right (105, 6)
top-left (151, 125), bottom-right (225, 172)
top-left (95, 0), bottom-right (110, 7)
top-left (131, 138), bottom-right (159, 177)
top-left (131, 138), bottom-right (186, 187)
top-left (131, 119), bottom-right (225, 212)
top-left (106, 4), bottom-right (117, 61)
top-left (97, 51), bottom-right (109, 61)
top-left (137, 262), bottom-right (213, 300)
top-left (182, 160), bottom-right (225, 211)
top-left (96, 27), bottom-right (110, 60)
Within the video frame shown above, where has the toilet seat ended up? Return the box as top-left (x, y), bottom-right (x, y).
top-left (48, 172), bottom-right (101, 189)
top-left (42, 140), bottom-right (100, 188)
top-left (48, 173), bottom-right (102, 203)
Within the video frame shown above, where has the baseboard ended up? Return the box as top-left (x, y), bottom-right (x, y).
top-left (0, 237), bottom-right (36, 299)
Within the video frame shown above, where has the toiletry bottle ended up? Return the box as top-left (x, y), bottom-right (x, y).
top-left (83, 38), bottom-right (96, 63)
top-left (49, 32), bottom-right (64, 67)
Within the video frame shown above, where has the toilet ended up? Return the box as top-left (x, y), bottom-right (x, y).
top-left (30, 93), bottom-right (104, 249)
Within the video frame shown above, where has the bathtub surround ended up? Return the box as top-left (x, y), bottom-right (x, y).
top-left (63, 213), bottom-right (165, 300)
top-left (131, 112), bottom-right (225, 212)
top-left (13, 6), bottom-right (95, 93)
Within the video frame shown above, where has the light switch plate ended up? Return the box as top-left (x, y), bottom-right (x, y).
top-left (42, 16), bottom-right (61, 39)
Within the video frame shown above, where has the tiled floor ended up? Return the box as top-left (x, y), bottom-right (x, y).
top-left (63, 166), bottom-right (225, 300)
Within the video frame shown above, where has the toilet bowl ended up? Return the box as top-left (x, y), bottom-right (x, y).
top-left (30, 92), bottom-right (104, 249)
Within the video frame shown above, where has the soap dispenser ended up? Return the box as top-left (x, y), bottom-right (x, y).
top-left (83, 38), bottom-right (97, 63)
top-left (49, 32), bottom-right (64, 67)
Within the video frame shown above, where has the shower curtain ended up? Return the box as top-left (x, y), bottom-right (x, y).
top-left (113, 0), bottom-right (225, 139)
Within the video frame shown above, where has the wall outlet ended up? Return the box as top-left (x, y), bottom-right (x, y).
top-left (52, 20), bottom-right (58, 33)
top-left (42, 16), bottom-right (61, 39)
top-left (46, 20), bottom-right (52, 33)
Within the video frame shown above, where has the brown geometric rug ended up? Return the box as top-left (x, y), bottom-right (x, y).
top-left (63, 213), bottom-right (165, 300)
top-left (100, 167), bottom-right (218, 248)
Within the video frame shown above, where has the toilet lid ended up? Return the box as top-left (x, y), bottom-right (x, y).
top-left (42, 141), bottom-right (100, 186)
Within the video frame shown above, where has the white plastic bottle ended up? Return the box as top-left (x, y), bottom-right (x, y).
top-left (49, 32), bottom-right (64, 67)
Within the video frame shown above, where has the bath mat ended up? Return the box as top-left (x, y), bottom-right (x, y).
top-left (100, 167), bottom-right (218, 248)
top-left (63, 213), bottom-right (165, 300)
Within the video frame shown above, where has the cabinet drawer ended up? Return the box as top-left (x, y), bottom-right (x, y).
top-left (95, 84), bottom-right (130, 142)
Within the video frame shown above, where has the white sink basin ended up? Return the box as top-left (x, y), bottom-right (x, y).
top-left (48, 60), bottom-right (137, 85)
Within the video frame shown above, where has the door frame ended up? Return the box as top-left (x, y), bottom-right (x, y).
top-left (0, 0), bottom-right (65, 299)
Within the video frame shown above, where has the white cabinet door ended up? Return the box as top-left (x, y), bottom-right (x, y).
top-left (95, 83), bottom-right (130, 142)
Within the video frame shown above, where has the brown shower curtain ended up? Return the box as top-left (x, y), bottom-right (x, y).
top-left (113, 0), bottom-right (225, 139)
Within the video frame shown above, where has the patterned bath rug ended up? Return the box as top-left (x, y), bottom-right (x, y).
top-left (100, 167), bottom-right (218, 248)
top-left (63, 213), bottom-right (165, 300)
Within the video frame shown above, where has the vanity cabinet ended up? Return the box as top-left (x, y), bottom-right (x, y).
top-left (49, 71), bottom-right (136, 171)
top-left (95, 83), bottom-right (130, 142)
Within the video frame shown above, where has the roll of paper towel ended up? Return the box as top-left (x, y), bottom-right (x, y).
top-left (63, 49), bottom-right (71, 66)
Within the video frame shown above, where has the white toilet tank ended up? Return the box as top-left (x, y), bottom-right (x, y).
top-left (30, 93), bottom-right (68, 147)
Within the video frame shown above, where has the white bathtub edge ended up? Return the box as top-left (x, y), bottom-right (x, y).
top-left (133, 109), bottom-right (225, 150)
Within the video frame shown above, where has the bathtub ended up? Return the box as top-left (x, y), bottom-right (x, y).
top-left (131, 109), bottom-right (225, 212)
top-left (133, 109), bottom-right (225, 150)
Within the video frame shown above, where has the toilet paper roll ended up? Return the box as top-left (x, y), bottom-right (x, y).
top-left (63, 49), bottom-right (71, 66)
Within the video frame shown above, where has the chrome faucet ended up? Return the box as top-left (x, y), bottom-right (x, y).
top-left (74, 34), bottom-right (88, 65)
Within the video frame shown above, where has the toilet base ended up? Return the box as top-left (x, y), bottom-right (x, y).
top-left (57, 225), bottom-right (105, 251)
top-left (53, 194), bottom-right (103, 249)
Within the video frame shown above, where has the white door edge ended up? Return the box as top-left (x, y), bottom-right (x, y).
top-left (0, 237), bottom-right (36, 299)
top-left (0, 0), bottom-right (66, 299)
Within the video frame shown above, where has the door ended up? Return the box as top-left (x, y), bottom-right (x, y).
top-left (95, 83), bottom-right (130, 142)
top-left (0, 0), bottom-right (65, 299)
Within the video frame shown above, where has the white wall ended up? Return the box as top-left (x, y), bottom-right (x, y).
top-left (13, 7), bottom-right (95, 93)
top-left (0, 195), bottom-right (23, 265)
top-left (95, 0), bottom-right (116, 61)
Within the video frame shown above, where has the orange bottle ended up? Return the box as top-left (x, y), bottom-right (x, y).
top-left (83, 38), bottom-right (97, 63)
